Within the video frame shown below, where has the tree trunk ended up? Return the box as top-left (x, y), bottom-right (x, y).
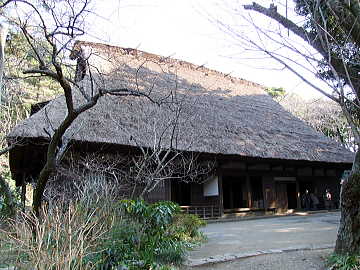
top-left (32, 163), bottom-right (54, 217)
top-left (335, 149), bottom-right (360, 254)
top-left (0, 23), bottom-right (8, 104)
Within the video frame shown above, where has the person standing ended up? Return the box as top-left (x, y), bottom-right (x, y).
top-left (310, 192), bottom-right (319, 210)
top-left (324, 189), bottom-right (333, 210)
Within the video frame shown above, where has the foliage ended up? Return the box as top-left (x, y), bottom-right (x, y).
top-left (3, 29), bottom-right (61, 105)
top-left (1, 191), bottom-right (205, 270)
top-left (120, 199), bottom-right (181, 231)
top-left (328, 253), bottom-right (360, 270)
top-left (0, 100), bottom-right (28, 203)
top-left (294, 0), bottom-right (360, 83)
top-left (0, 26), bottom-right (61, 153)
top-left (170, 213), bottom-right (207, 242)
top-left (32, 166), bottom-right (207, 269)
top-left (0, 178), bottom-right (20, 217)
top-left (0, 15), bottom-right (62, 218)
top-left (86, 199), bottom-right (204, 270)
top-left (293, 0), bottom-right (360, 132)
top-left (265, 86), bottom-right (286, 100)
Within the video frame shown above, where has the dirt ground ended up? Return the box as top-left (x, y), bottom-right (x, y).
top-left (188, 212), bottom-right (339, 262)
top-left (180, 248), bottom-right (332, 270)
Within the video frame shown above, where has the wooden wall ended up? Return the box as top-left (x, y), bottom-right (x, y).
top-left (190, 183), bottom-right (220, 206)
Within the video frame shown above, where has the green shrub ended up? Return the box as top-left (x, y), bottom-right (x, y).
top-left (0, 177), bottom-right (21, 218)
top-left (84, 219), bottom-right (143, 269)
top-left (120, 199), bottom-right (181, 232)
top-left (2, 197), bottom-right (205, 270)
top-left (170, 213), bottom-right (206, 242)
top-left (328, 253), bottom-right (360, 270)
top-left (88, 199), bottom-right (204, 270)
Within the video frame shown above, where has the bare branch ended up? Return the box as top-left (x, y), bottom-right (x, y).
top-left (243, 2), bottom-right (360, 95)
top-left (0, 143), bottom-right (15, 156)
top-left (23, 68), bottom-right (59, 80)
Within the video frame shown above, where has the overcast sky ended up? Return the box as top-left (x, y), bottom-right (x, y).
top-left (85, 0), bottom-right (325, 99)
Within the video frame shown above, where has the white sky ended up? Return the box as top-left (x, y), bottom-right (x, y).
top-left (84, 0), bottom-right (325, 99)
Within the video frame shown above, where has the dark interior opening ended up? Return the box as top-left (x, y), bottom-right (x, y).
top-left (299, 181), bottom-right (314, 194)
top-left (223, 176), bottom-right (247, 209)
top-left (286, 182), bottom-right (297, 209)
top-left (171, 181), bottom-right (191, 206)
top-left (250, 176), bottom-right (264, 208)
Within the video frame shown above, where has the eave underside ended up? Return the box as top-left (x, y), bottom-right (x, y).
top-left (8, 138), bottom-right (353, 186)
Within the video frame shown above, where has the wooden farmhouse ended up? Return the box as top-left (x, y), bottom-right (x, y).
top-left (7, 41), bottom-right (354, 218)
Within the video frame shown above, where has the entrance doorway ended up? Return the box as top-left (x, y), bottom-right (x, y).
top-left (171, 181), bottom-right (191, 206)
top-left (223, 176), bottom-right (247, 209)
top-left (275, 181), bottom-right (298, 211)
top-left (287, 183), bottom-right (297, 209)
top-left (250, 176), bottom-right (264, 208)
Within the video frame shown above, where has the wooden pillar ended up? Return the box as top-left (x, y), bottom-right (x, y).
top-left (296, 179), bottom-right (301, 209)
top-left (246, 175), bottom-right (252, 208)
top-left (218, 172), bottom-right (224, 217)
top-left (263, 176), bottom-right (275, 210)
top-left (261, 176), bottom-right (267, 211)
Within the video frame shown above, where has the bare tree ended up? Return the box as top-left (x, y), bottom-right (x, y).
top-left (128, 148), bottom-right (213, 199)
top-left (280, 94), bottom-right (355, 151)
top-left (121, 100), bottom-right (214, 198)
top-left (0, 0), bottom-right (156, 217)
top-left (41, 92), bottom-right (214, 205)
top-left (212, 0), bottom-right (360, 254)
top-left (0, 22), bottom-right (8, 104)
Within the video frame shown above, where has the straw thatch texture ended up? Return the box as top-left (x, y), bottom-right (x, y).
top-left (8, 41), bottom-right (354, 164)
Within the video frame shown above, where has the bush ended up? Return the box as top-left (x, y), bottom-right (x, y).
top-left (87, 199), bottom-right (205, 270)
top-left (2, 202), bottom-right (114, 270)
top-left (170, 213), bottom-right (206, 242)
top-left (328, 253), bottom-right (360, 270)
top-left (1, 196), bottom-right (206, 269)
top-left (0, 175), bottom-right (21, 218)
top-left (1, 174), bottom-right (120, 270)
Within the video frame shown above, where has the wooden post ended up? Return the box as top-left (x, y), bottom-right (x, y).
top-left (260, 176), bottom-right (265, 209)
top-left (218, 172), bottom-right (224, 217)
top-left (246, 175), bottom-right (252, 208)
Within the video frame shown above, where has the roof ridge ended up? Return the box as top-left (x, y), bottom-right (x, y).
top-left (73, 40), bottom-right (266, 89)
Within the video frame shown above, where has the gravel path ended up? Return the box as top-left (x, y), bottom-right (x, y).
top-left (180, 248), bottom-right (332, 270)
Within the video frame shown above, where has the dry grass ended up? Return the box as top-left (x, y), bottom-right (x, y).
top-left (0, 173), bottom-right (121, 270)
top-left (1, 204), bottom-right (111, 270)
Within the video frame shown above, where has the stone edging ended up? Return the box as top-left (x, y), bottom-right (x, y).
top-left (184, 244), bottom-right (334, 267)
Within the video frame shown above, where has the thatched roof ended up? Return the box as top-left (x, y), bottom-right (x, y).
top-left (8, 41), bottom-right (354, 164)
